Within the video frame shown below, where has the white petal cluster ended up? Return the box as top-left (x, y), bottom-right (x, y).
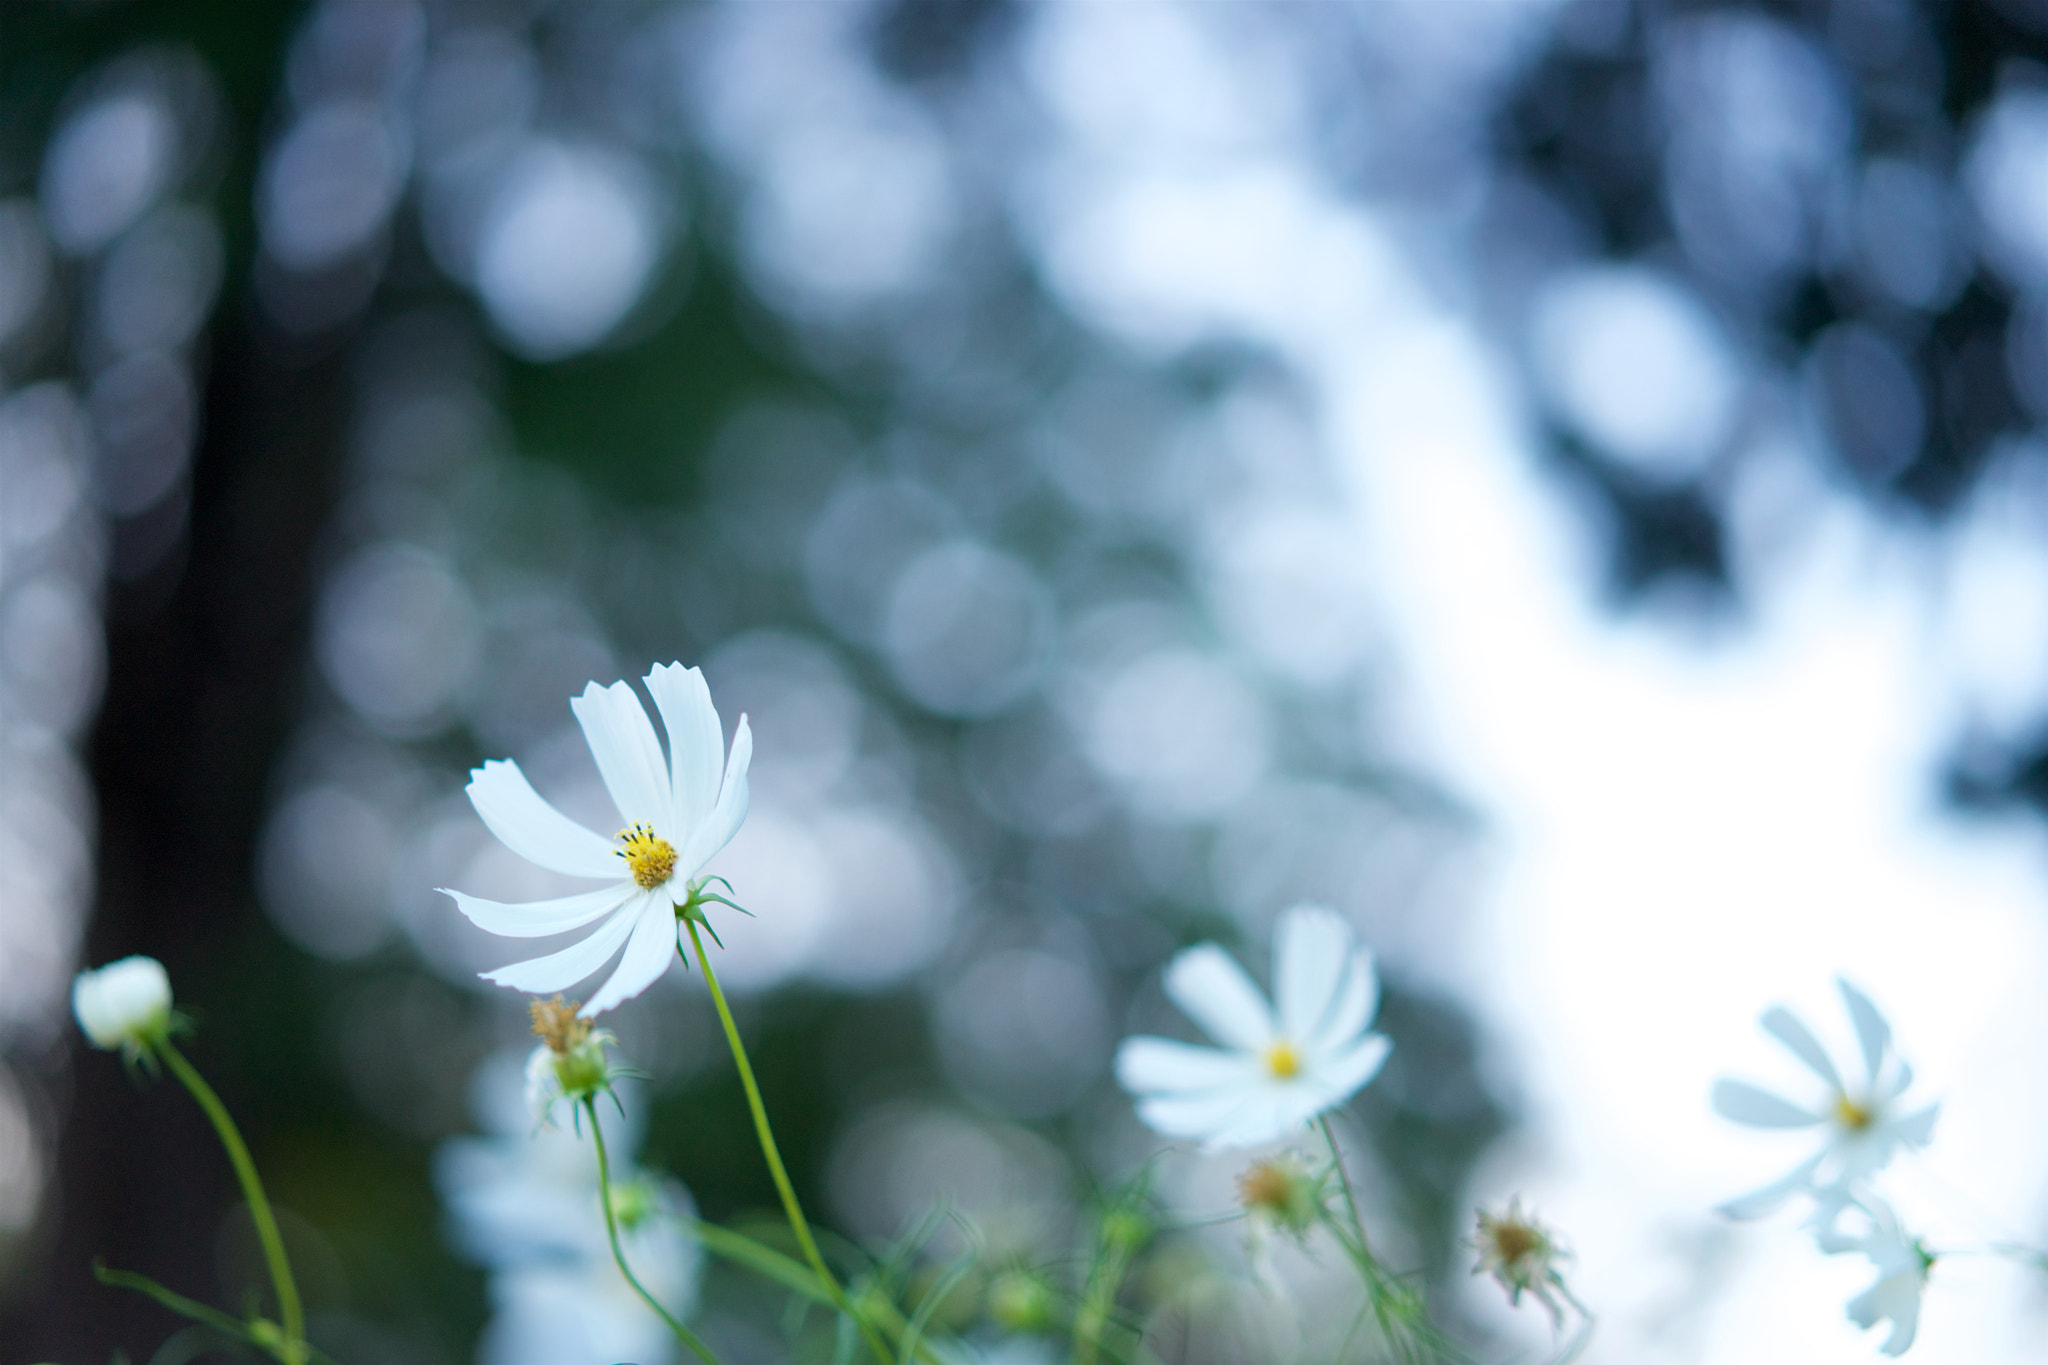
top-left (72, 955), bottom-right (173, 1052)
top-left (441, 664), bottom-right (751, 1018)
top-left (1712, 978), bottom-right (1938, 1220)
top-left (1115, 905), bottom-right (1391, 1151)
top-left (1818, 1197), bottom-right (1933, 1357)
top-left (437, 1091), bottom-right (701, 1365)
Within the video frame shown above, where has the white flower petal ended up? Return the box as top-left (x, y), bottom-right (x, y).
top-left (647, 663), bottom-right (724, 837)
top-left (1307, 947), bottom-right (1376, 1056)
top-left (465, 759), bottom-right (621, 880)
top-left (1115, 1036), bottom-right (1260, 1095)
top-left (1204, 1087), bottom-right (1316, 1151)
top-left (442, 882), bottom-right (638, 938)
top-left (1163, 944), bottom-right (1276, 1052)
top-left (1881, 1058), bottom-right (1915, 1101)
top-left (677, 713), bottom-right (751, 878)
top-left (1275, 904), bottom-right (1353, 1042)
top-left (1886, 1102), bottom-right (1939, 1148)
top-left (570, 680), bottom-right (674, 833)
top-left (1837, 977), bottom-right (1891, 1084)
top-left (1306, 1031), bottom-right (1391, 1111)
top-left (1136, 1088), bottom-right (1253, 1142)
top-left (1760, 1006), bottom-right (1842, 1090)
top-left (1712, 1079), bottom-right (1824, 1129)
top-left (1715, 1152), bottom-right (1825, 1220)
top-left (578, 895), bottom-right (679, 1016)
top-left (480, 895), bottom-right (646, 994)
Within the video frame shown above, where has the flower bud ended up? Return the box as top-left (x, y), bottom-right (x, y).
top-left (1099, 1206), bottom-right (1153, 1256)
top-left (987, 1269), bottom-right (1057, 1333)
top-left (72, 956), bottom-right (173, 1053)
top-left (606, 1177), bottom-right (658, 1231)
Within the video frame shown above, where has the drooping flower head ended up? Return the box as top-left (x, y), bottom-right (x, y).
top-left (1817, 1196), bottom-right (1934, 1358)
top-left (1470, 1198), bottom-right (1570, 1326)
top-left (1712, 977), bottom-right (1938, 1220)
top-left (1115, 905), bottom-right (1391, 1151)
top-left (72, 955), bottom-right (174, 1055)
top-left (441, 664), bottom-right (751, 1018)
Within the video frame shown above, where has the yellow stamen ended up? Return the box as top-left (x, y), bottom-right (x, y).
top-left (1834, 1093), bottom-right (1874, 1132)
top-left (1265, 1039), bottom-right (1302, 1079)
top-left (616, 822), bottom-right (677, 890)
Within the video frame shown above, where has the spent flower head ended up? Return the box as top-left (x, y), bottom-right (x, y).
top-left (523, 995), bottom-right (619, 1126)
top-left (1237, 1155), bottom-right (1323, 1238)
top-left (72, 956), bottom-right (175, 1057)
top-left (1470, 1198), bottom-right (1570, 1326)
top-left (1115, 904), bottom-right (1391, 1150)
top-left (1713, 978), bottom-right (1938, 1221)
top-left (440, 664), bottom-right (751, 1019)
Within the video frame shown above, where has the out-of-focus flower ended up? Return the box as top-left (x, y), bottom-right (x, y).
top-left (1470, 1198), bottom-right (1569, 1326)
top-left (441, 664), bottom-right (751, 1017)
top-left (72, 956), bottom-right (173, 1053)
top-left (1712, 978), bottom-right (1938, 1219)
top-left (1818, 1197), bottom-right (1934, 1357)
top-left (437, 1080), bottom-right (701, 1365)
top-left (523, 995), bottom-right (617, 1126)
top-left (1114, 904), bottom-right (1390, 1151)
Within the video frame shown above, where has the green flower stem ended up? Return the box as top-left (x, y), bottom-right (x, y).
top-left (583, 1097), bottom-right (724, 1365)
top-left (684, 919), bottom-right (895, 1365)
top-left (1318, 1115), bottom-right (1373, 1259)
top-left (686, 1220), bottom-right (951, 1365)
top-left (156, 1039), bottom-right (305, 1365)
top-left (1070, 1240), bottom-right (1134, 1365)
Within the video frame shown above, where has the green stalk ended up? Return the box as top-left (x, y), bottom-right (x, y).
top-left (683, 919), bottom-right (895, 1365)
top-left (583, 1096), bottom-right (724, 1365)
top-left (157, 1039), bottom-right (304, 1365)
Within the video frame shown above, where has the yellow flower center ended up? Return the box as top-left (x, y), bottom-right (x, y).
top-left (1833, 1093), bottom-right (1874, 1132)
top-left (1264, 1039), bottom-right (1302, 1079)
top-left (616, 823), bottom-right (678, 890)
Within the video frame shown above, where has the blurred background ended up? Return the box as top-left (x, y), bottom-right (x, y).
top-left (6, 0), bottom-right (2048, 1360)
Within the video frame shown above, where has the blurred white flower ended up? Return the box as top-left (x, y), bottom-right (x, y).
top-left (437, 1098), bottom-right (701, 1365)
top-left (1115, 904), bottom-right (1391, 1151)
top-left (441, 664), bottom-right (751, 1017)
top-left (1818, 1197), bottom-right (1934, 1358)
top-left (1712, 978), bottom-right (1939, 1220)
top-left (71, 955), bottom-right (173, 1052)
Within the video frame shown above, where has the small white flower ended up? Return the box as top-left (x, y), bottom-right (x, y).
top-left (1115, 904), bottom-right (1392, 1151)
top-left (1713, 978), bottom-right (1939, 1220)
top-left (441, 664), bottom-right (751, 1018)
top-left (1818, 1197), bottom-right (1933, 1357)
top-left (72, 955), bottom-right (173, 1052)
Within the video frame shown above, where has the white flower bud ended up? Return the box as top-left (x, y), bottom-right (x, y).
top-left (72, 955), bottom-right (173, 1051)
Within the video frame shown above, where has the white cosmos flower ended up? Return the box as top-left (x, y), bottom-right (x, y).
top-left (1818, 1196), bottom-right (1934, 1358)
top-left (1712, 978), bottom-right (1939, 1220)
top-left (1115, 904), bottom-right (1392, 1151)
top-left (441, 664), bottom-right (751, 1018)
